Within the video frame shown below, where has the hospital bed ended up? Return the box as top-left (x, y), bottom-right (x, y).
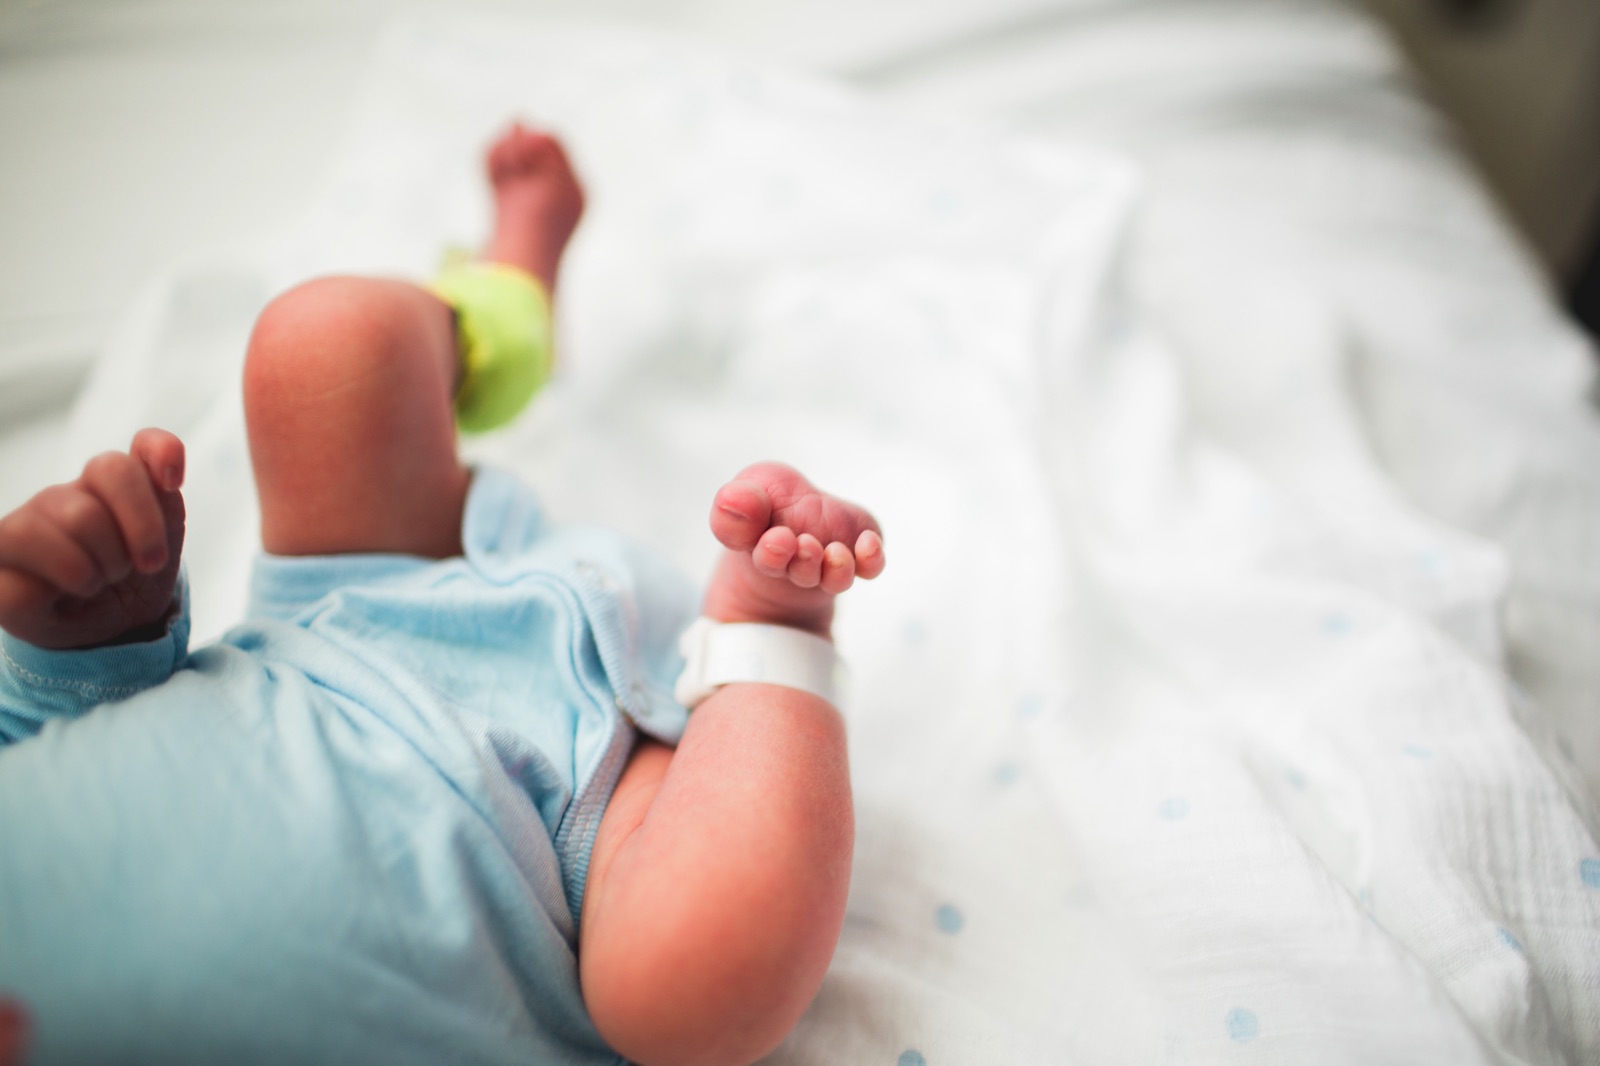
top-left (1, 0), bottom-right (1597, 1062)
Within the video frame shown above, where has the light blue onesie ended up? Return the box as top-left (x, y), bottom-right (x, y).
top-left (0, 467), bottom-right (696, 1065)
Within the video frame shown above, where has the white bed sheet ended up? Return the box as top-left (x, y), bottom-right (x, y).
top-left (2, 3), bottom-right (1598, 1064)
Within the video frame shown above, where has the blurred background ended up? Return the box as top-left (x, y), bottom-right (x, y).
top-left (1359, 0), bottom-right (1600, 332)
top-left (0, 0), bottom-right (1596, 426)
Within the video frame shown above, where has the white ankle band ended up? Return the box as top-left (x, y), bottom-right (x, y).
top-left (674, 617), bottom-right (842, 710)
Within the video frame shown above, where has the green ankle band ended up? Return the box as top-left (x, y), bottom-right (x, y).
top-left (428, 261), bottom-right (553, 434)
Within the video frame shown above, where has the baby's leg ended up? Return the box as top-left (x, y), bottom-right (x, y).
top-left (580, 465), bottom-right (882, 1066)
top-left (243, 126), bottom-right (582, 558)
top-left (0, 997), bottom-right (27, 1066)
top-left (244, 276), bottom-right (466, 557)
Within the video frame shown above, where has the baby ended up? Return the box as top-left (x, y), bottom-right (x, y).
top-left (0, 127), bottom-right (883, 1066)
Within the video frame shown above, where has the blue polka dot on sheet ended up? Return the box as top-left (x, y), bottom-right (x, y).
top-left (1403, 744), bottom-right (1434, 760)
top-left (1158, 797), bottom-right (1190, 820)
top-left (1415, 549), bottom-right (1445, 574)
top-left (935, 904), bottom-right (965, 934)
top-left (899, 1051), bottom-right (927, 1066)
top-left (1016, 694), bottom-right (1043, 718)
top-left (1284, 768), bottom-right (1306, 790)
top-left (1321, 614), bottom-right (1351, 636)
top-left (1581, 858), bottom-right (1600, 888)
top-left (1226, 1008), bottom-right (1260, 1043)
top-left (1497, 927), bottom-right (1523, 953)
top-left (993, 761), bottom-right (1021, 785)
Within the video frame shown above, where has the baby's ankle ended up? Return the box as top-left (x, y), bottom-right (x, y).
top-left (701, 573), bottom-right (835, 640)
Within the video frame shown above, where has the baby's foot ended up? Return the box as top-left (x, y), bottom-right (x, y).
top-left (482, 122), bottom-right (585, 292)
top-left (702, 462), bottom-right (885, 640)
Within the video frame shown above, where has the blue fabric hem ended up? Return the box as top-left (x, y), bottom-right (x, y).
top-left (0, 573), bottom-right (191, 704)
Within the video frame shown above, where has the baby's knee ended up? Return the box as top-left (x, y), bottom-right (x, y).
top-left (244, 277), bottom-right (408, 411)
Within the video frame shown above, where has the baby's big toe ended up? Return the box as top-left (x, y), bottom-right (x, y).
top-left (710, 480), bottom-right (774, 551)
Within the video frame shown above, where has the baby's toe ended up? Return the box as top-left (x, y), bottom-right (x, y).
top-left (819, 542), bottom-right (856, 594)
top-left (854, 529), bottom-right (885, 580)
top-left (788, 533), bottom-right (825, 589)
top-left (752, 526), bottom-right (798, 577)
top-left (710, 480), bottom-right (774, 551)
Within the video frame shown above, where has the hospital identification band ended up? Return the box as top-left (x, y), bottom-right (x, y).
top-left (674, 618), bottom-right (842, 710)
